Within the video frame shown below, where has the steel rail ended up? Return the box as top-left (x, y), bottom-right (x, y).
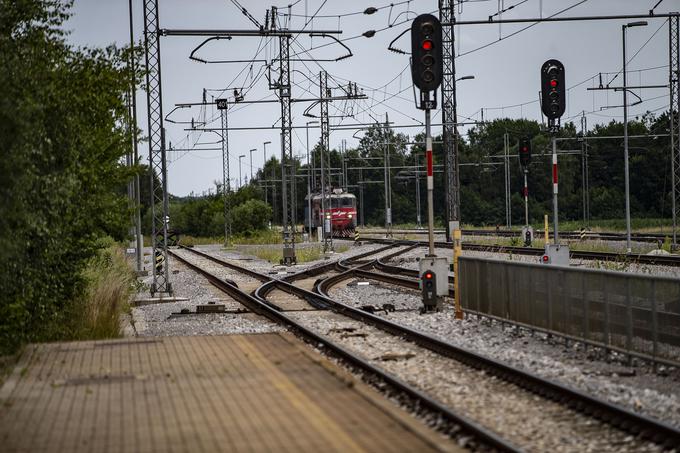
top-left (370, 241), bottom-right (680, 370)
top-left (314, 267), bottom-right (680, 448)
top-left (173, 245), bottom-right (680, 447)
top-left (360, 228), bottom-right (672, 244)
top-left (167, 247), bottom-right (518, 451)
top-left (364, 237), bottom-right (680, 266)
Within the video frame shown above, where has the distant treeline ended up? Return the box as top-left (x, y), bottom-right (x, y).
top-left (167, 112), bottom-right (673, 237)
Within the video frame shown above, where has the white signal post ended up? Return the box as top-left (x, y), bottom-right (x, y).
top-left (523, 170), bottom-right (529, 226)
top-left (425, 109), bottom-right (435, 257)
top-left (552, 137), bottom-right (559, 245)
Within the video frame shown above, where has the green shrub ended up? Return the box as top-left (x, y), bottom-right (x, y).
top-left (229, 199), bottom-right (272, 235)
top-left (65, 246), bottom-right (135, 340)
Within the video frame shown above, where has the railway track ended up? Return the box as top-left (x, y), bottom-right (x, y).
top-left (362, 237), bottom-right (680, 266)
top-left (359, 228), bottom-right (672, 244)
top-left (169, 246), bottom-right (514, 451)
top-left (168, 245), bottom-right (680, 451)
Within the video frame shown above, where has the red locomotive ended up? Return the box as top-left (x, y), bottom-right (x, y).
top-left (304, 189), bottom-right (357, 237)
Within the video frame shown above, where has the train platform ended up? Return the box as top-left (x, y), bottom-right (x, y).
top-left (0, 333), bottom-right (457, 452)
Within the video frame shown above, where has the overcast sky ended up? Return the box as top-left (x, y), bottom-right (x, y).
top-left (66, 0), bottom-right (672, 196)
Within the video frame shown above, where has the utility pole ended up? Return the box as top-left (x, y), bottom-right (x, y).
top-left (249, 148), bottom-right (256, 182)
top-left (277, 31), bottom-right (296, 264)
top-left (504, 132), bottom-right (511, 228)
top-left (128, 0), bottom-right (143, 274)
top-left (384, 114), bottom-right (393, 236)
top-left (319, 70), bottom-right (333, 255)
top-left (238, 154), bottom-right (245, 188)
top-left (263, 140), bottom-right (271, 207)
top-left (670, 14), bottom-right (680, 248)
top-left (580, 112), bottom-right (589, 227)
top-left (305, 121), bottom-right (318, 237)
top-left (440, 0), bottom-right (460, 242)
top-left (142, 0), bottom-right (172, 296)
top-left (622, 21), bottom-right (648, 253)
top-left (216, 100), bottom-right (231, 244)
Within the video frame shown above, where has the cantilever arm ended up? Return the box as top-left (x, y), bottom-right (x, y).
top-left (288, 33), bottom-right (353, 62)
top-left (189, 36), bottom-right (267, 64)
top-left (388, 27), bottom-right (411, 55)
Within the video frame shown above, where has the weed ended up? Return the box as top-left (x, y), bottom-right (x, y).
top-left (65, 246), bottom-right (136, 341)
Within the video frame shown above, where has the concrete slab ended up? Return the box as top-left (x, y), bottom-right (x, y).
top-left (0, 333), bottom-right (459, 453)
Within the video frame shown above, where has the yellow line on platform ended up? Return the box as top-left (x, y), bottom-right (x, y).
top-left (234, 336), bottom-right (365, 453)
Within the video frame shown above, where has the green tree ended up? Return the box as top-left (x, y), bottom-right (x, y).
top-left (0, 0), bottom-right (139, 353)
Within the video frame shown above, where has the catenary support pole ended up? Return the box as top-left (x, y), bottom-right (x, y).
top-left (128, 0), bottom-right (143, 273)
top-left (623, 25), bottom-right (632, 253)
top-left (143, 0), bottom-right (172, 295)
top-left (670, 14), bottom-right (679, 248)
top-left (220, 108), bottom-right (230, 244)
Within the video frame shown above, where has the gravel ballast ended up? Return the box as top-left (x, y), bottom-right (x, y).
top-left (133, 241), bottom-right (680, 449)
top-left (285, 311), bottom-right (662, 452)
top-left (329, 282), bottom-right (680, 430)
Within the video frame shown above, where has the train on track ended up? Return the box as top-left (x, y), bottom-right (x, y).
top-left (304, 189), bottom-right (357, 237)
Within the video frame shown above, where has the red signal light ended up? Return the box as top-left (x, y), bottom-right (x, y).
top-left (425, 272), bottom-right (433, 279)
top-left (542, 255), bottom-right (549, 262)
top-left (422, 39), bottom-right (433, 51)
top-left (550, 79), bottom-right (558, 88)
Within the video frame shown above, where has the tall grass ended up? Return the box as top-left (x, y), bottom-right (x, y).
top-left (65, 245), bottom-right (136, 340)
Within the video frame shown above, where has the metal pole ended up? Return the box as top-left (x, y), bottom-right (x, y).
top-left (524, 169), bottom-right (529, 226)
top-left (319, 71), bottom-right (333, 254)
top-left (128, 0), bottom-right (143, 273)
top-left (306, 123), bottom-right (312, 237)
top-left (552, 135), bottom-right (559, 245)
top-left (239, 154), bottom-right (244, 188)
top-left (426, 109), bottom-right (435, 257)
top-left (360, 170), bottom-right (365, 228)
top-left (143, 0), bottom-right (171, 295)
top-left (669, 15), bottom-right (679, 247)
top-left (384, 115), bottom-right (392, 234)
top-left (416, 153), bottom-right (422, 228)
top-left (220, 109), bottom-right (230, 244)
top-left (623, 25), bottom-right (632, 253)
top-left (504, 132), bottom-right (511, 228)
top-left (249, 148), bottom-right (255, 181)
top-left (581, 112), bottom-right (588, 227)
top-left (160, 128), bottom-right (170, 289)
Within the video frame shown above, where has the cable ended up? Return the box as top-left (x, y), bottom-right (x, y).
top-left (606, 19), bottom-right (668, 87)
top-left (282, 0), bottom-right (414, 19)
top-left (456, 0), bottom-right (589, 58)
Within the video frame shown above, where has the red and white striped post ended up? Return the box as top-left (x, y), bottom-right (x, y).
top-left (552, 136), bottom-right (559, 245)
top-left (425, 109), bottom-right (435, 257)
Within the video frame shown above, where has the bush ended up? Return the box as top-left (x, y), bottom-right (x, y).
top-left (65, 245), bottom-right (135, 340)
top-left (229, 199), bottom-right (272, 235)
top-left (0, 1), bottom-right (138, 354)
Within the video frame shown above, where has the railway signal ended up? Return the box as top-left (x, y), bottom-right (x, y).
top-left (540, 59), bottom-right (569, 265)
top-left (421, 270), bottom-right (437, 308)
top-left (411, 14), bottom-right (449, 313)
top-left (519, 138), bottom-right (532, 167)
top-left (411, 14), bottom-right (443, 93)
top-left (540, 59), bottom-right (566, 123)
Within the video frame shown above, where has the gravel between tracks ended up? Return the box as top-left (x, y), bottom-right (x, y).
top-left (132, 252), bottom-right (284, 337)
top-left (392, 243), bottom-right (680, 278)
top-left (329, 282), bottom-right (680, 430)
top-left (133, 242), bottom-right (680, 449)
top-left (286, 311), bottom-right (662, 453)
